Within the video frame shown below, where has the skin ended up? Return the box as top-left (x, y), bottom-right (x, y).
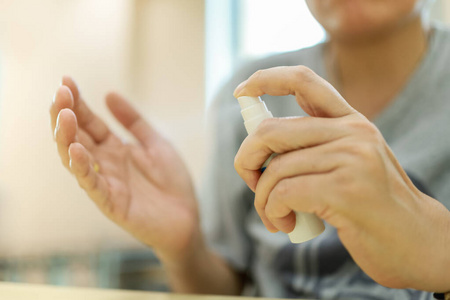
top-left (305, 0), bottom-right (432, 42)
top-left (307, 0), bottom-right (432, 120)
top-left (50, 80), bottom-right (199, 260)
top-left (233, 66), bottom-right (450, 292)
top-left (50, 0), bottom-right (449, 295)
top-left (50, 78), bottom-right (242, 295)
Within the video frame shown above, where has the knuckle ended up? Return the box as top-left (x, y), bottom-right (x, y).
top-left (338, 120), bottom-right (382, 163)
top-left (265, 154), bottom-right (282, 176)
top-left (265, 203), bottom-right (276, 220)
top-left (257, 117), bottom-right (277, 133)
top-left (272, 178), bottom-right (290, 200)
top-left (360, 122), bottom-right (379, 138)
top-left (234, 145), bottom-right (248, 171)
top-left (352, 142), bottom-right (380, 162)
top-left (331, 166), bottom-right (372, 211)
top-left (78, 178), bottom-right (92, 191)
top-left (345, 118), bottom-right (383, 141)
top-left (264, 196), bottom-right (279, 220)
top-left (77, 176), bottom-right (89, 190)
top-left (102, 197), bottom-right (115, 217)
top-left (328, 171), bottom-right (359, 211)
top-left (338, 142), bottom-right (382, 179)
top-left (79, 171), bottom-right (96, 191)
top-left (333, 168), bottom-right (357, 195)
top-left (250, 69), bottom-right (265, 82)
top-left (83, 167), bottom-right (92, 180)
top-left (86, 175), bottom-right (98, 191)
top-left (293, 65), bottom-right (315, 83)
top-left (256, 118), bottom-right (280, 142)
top-left (254, 200), bottom-right (264, 215)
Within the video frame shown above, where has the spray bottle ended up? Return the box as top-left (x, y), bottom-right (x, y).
top-left (238, 96), bottom-right (325, 243)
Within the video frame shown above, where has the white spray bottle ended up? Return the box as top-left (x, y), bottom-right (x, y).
top-left (238, 96), bottom-right (325, 243)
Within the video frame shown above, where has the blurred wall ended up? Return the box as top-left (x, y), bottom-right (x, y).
top-left (0, 0), bottom-right (205, 257)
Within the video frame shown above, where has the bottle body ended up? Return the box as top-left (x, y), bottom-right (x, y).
top-left (238, 96), bottom-right (325, 243)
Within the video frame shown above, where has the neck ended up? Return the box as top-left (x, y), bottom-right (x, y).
top-left (327, 17), bottom-right (430, 119)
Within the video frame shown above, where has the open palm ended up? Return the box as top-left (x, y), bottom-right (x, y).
top-left (50, 77), bottom-right (199, 259)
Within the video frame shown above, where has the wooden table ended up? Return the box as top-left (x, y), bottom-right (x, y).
top-left (0, 282), bottom-right (285, 300)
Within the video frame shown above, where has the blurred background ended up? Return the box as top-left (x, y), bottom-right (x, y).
top-left (0, 0), bottom-right (449, 292)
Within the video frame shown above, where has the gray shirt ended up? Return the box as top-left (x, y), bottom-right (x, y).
top-left (201, 24), bottom-right (450, 300)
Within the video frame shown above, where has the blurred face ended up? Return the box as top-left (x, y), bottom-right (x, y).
top-left (305, 0), bottom-right (432, 41)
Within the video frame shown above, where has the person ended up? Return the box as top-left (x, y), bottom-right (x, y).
top-left (50, 0), bottom-right (450, 299)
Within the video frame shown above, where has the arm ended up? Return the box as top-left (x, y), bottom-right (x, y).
top-left (159, 233), bottom-right (244, 295)
top-left (234, 66), bottom-right (450, 292)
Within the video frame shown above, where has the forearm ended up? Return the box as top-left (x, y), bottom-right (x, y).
top-left (157, 234), bottom-right (243, 295)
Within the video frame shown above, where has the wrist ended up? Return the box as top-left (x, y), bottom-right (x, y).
top-left (413, 194), bottom-right (450, 292)
top-left (155, 226), bottom-right (208, 270)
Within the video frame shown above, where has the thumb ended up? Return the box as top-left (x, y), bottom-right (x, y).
top-left (234, 66), bottom-right (357, 118)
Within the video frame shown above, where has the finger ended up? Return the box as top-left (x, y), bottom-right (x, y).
top-left (234, 66), bottom-right (358, 118)
top-left (55, 109), bottom-right (78, 170)
top-left (68, 142), bottom-right (110, 208)
top-left (256, 201), bottom-right (280, 233)
top-left (62, 76), bottom-right (111, 143)
top-left (77, 129), bottom-right (96, 151)
top-left (129, 146), bottom-right (165, 188)
top-left (254, 144), bottom-right (342, 230)
top-left (50, 85), bottom-right (74, 132)
top-left (51, 85), bottom-right (96, 150)
top-left (234, 116), bottom-right (352, 190)
top-left (265, 175), bottom-right (328, 233)
top-left (106, 92), bottom-right (159, 147)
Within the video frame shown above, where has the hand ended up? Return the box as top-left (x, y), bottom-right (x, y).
top-left (50, 77), bottom-right (201, 262)
top-left (233, 66), bottom-right (450, 291)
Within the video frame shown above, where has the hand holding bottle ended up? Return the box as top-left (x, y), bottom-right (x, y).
top-left (234, 66), bottom-right (450, 292)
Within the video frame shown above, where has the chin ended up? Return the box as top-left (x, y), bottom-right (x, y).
top-left (306, 0), bottom-right (423, 42)
top-left (325, 19), bottom-right (399, 43)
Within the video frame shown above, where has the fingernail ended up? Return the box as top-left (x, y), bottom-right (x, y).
top-left (54, 113), bottom-right (60, 139)
top-left (233, 80), bottom-right (247, 98)
top-left (52, 90), bottom-right (57, 104)
top-left (68, 146), bottom-right (75, 171)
